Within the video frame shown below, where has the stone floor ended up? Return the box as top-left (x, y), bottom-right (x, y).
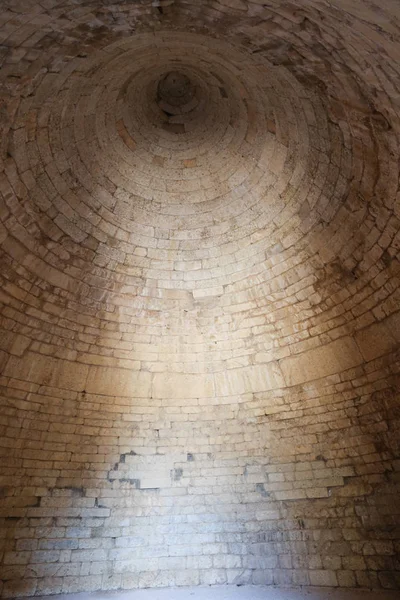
top-left (33, 587), bottom-right (400, 600)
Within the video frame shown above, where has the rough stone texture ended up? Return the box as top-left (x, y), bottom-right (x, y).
top-left (0, 0), bottom-right (399, 597)
top-left (28, 586), bottom-right (400, 600)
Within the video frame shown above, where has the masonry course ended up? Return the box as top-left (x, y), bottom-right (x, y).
top-left (0, 0), bottom-right (399, 597)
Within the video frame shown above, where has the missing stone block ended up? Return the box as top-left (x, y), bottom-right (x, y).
top-left (172, 468), bottom-right (183, 481)
top-left (255, 483), bottom-right (270, 498)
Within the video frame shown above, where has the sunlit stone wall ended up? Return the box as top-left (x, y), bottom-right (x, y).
top-left (0, 1), bottom-right (399, 597)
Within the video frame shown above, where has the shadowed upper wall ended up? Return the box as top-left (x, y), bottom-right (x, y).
top-left (0, 1), bottom-right (399, 597)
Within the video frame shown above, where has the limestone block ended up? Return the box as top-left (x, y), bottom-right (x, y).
top-left (337, 570), bottom-right (356, 587)
top-left (355, 311), bottom-right (400, 361)
top-left (175, 569), bottom-right (200, 586)
top-left (85, 366), bottom-right (151, 397)
top-left (152, 372), bottom-right (215, 399)
top-left (309, 570), bottom-right (338, 586)
top-left (4, 353), bottom-right (88, 391)
top-left (214, 363), bottom-right (285, 396)
top-left (280, 337), bottom-right (363, 386)
top-left (2, 579), bottom-right (37, 598)
top-left (0, 332), bottom-right (30, 357)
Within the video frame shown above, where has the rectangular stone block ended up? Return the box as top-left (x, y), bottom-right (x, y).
top-left (4, 353), bottom-right (88, 391)
top-left (152, 373), bottom-right (215, 399)
top-left (214, 363), bottom-right (284, 396)
top-left (2, 579), bottom-right (37, 598)
top-left (280, 336), bottom-right (363, 386)
top-left (355, 311), bottom-right (400, 361)
top-left (61, 576), bottom-right (102, 593)
top-left (309, 570), bottom-right (338, 586)
top-left (85, 366), bottom-right (151, 397)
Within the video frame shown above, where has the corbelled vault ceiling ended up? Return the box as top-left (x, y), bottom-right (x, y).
top-left (0, 0), bottom-right (399, 597)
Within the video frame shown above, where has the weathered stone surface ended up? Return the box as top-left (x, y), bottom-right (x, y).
top-left (4, 353), bottom-right (88, 391)
top-left (152, 373), bottom-right (215, 399)
top-left (86, 366), bottom-right (151, 398)
top-left (280, 337), bottom-right (363, 386)
top-left (355, 311), bottom-right (400, 361)
top-left (0, 0), bottom-right (399, 596)
top-left (214, 364), bottom-right (285, 396)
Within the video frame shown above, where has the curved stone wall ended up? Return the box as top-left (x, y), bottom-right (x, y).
top-left (0, 0), bottom-right (399, 596)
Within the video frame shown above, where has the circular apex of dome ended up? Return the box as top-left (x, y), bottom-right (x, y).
top-left (157, 70), bottom-right (195, 109)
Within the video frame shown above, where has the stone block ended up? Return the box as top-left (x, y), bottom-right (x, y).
top-left (214, 363), bottom-right (284, 396)
top-left (280, 337), bottom-right (363, 386)
top-left (309, 570), bottom-right (338, 586)
top-left (85, 366), bottom-right (151, 397)
top-left (152, 372), bottom-right (215, 399)
top-left (4, 353), bottom-right (88, 391)
top-left (355, 312), bottom-right (400, 361)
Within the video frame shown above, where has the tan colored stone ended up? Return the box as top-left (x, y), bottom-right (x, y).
top-left (85, 366), bottom-right (151, 398)
top-left (4, 353), bottom-right (88, 391)
top-left (280, 337), bottom-right (363, 386)
top-left (152, 373), bottom-right (215, 399)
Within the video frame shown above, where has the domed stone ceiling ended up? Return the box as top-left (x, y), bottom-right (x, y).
top-left (0, 0), bottom-right (399, 597)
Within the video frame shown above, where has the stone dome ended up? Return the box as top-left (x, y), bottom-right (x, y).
top-left (0, 0), bottom-right (399, 597)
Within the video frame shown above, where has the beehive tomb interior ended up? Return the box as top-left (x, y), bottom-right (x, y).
top-left (0, 0), bottom-right (400, 597)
